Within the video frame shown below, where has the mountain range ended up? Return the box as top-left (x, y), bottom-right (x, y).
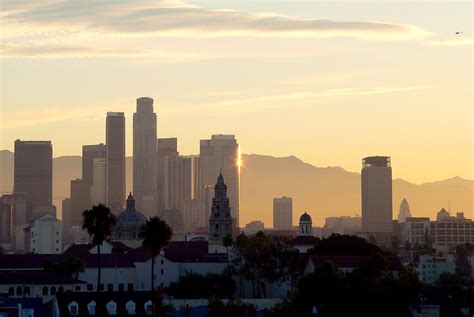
top-left (1, 150), bottom-right (472, 226)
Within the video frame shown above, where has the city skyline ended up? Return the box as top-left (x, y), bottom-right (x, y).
top-left (1, 1), bottom-right (472, 184)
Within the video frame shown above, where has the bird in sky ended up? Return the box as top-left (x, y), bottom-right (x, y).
top-left (455, 31), bottom-right (463, 35)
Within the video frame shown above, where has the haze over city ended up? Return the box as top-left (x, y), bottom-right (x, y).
top-left (0, 1), bottom-right (473, 316)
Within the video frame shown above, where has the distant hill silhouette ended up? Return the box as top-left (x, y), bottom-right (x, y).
top-left (1, 150), bottom-right (472, 226)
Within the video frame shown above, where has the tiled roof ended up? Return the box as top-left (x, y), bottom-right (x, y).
top-left (164, 241), bottom-right (228, 263)
top-left (0, 271), bottom-right (85, 285)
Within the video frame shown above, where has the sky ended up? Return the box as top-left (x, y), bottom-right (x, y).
top-left (0, 0), bottom-right (472, 184)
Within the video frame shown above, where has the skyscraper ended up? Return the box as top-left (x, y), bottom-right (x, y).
top-left (361, 156), bottom-right (393, 234)
top-left (273, 196), bottom-right (293, 230)
top-left (165, 156), bottom-right (192, 211)
top-left (70, 179), bottom-right (92, 228)
top-left (133, 97), bottom-right (157, 212)
top-left (398, 198), bottom-right (412, 223)
top-left (200, 135), bottom-right (240, 227)
top-left (82, 143), bottom-right (106, 185)
top-left (91, 158), bottom-right (106, 205)
top-left (14, 140), bottom-right (53, 221)
top-left (106, 112), bottom-right (126, 212)
top-left (156, 138), bottom-right (178, 212)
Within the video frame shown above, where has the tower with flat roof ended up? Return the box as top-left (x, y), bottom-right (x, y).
top-left (361, 156), bottom-right (393, 235)
top-left (106, 112), bottom-right (125, 212)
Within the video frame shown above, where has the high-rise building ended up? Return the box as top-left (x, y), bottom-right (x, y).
top-left (133, 97), bottom-right (157, 212)
top-left (273, 196), bottom-right (293, 230)
top-left (82, 143), bottom-right (106, 185)
top-left (361, 156), bottom-right (393, 234)
top-left (14, 140), bottom-right (53, 221)
top-left (70, 179), bottom-right (92, 228)
top-left (398, 198), bottom-right (412, 223)
top-left (165, 156), bottom-right (193, 211)
top-left (10, 193), bottom-right (27, 251)
top-left (61, 198), bottom-right (71, 244)
top-left (209, 173), bottom-right (234, 242)
top-left (91, 158), bottom-right (106, 205)
top-left (200, 135), bottom-right (240, 227)
top-left (0, 195), bottom-right (12, 245)
top-left (157, 138), bottom-right (178, 212)
top-left (106, 112), bottom-right (126, 212)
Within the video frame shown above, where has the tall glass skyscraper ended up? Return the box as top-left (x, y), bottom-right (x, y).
top-left (106, 112), bottom-right (125, 213)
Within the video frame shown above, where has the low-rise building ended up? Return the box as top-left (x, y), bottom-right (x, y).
top-left (417, 255), bottom-right (456, 284)
top-left (24, 214), bottom-right (62, 254)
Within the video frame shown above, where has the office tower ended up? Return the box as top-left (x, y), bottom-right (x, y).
top-left (273, 196), bottom-right (293, 230)
top-left (10, 193), bottom-right (27, 251)
top-left (157, 138), bottom-right (178, 212)
top-left (91, 158), bottom-right (106, 205)
top-left (61, 198), bottom-right (71, 244)
top-left (0, 195), bottom-right (12, 245)
top-left (14, 140), bottom-right (53, 221)
top-left (82, 143), bottom-right (106, 185)
top-left (398, 198), bottom-right (412, 223)
top-left (70, 179), bottom-right (92, 228)
top-left (106, 112), bottom-right (126, 212)
top-left (162, 208), bottom-right (184, 240)
top-left (200, 135), bottom-right (240, 227)
top-left (209, 173), bottom-right (234, 242)
top-left (165, 156), bottom-right (192, 211)
top-left (133, 97), bottom-right (157, 211)
top-left (191, 156), bottom-right (201, 199)
top-left (361, 156), bottom-right (393, 234)
top-left (24, 214), bottom-right (62, 254)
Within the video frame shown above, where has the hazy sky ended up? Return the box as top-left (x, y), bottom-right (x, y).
top-left (1, 0), bottom-right (472, 184)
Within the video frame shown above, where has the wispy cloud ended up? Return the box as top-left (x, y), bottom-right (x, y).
top-left (426, 37), bottom-right (474, 46)
top-left (1, 0), bottom-right (430, 51)
top-left (214, 86), bottom-right (431, 107)
top-left (0, 44), bottom-right (204, 62)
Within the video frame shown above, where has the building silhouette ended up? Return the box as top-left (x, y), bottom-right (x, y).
top-left (106, 112), bottom-right (126, 213)
top-left (273, 196), bottom-right (293, 230)
top-left (14, 140), bottom-right (53, 222)
top-left (398, 198), bottom-right (412, 223)
top-left (82, 144), bottom-right (106, 185)
top-left (199, 135), bottom-right (240, 227)
top-left (133, 97), bottom-right (157, 213)
top-left (156, 138), bottom-right (179, 212)
top-left (70, 179), bottom-right (92, 229)
top-left (91, 158), bottom-right (106, 205)
top-left (111, 193), bottom-right (147, 248)
top-left (209, 173), bottom-right (234, 243)
top-left (361, 156), bottom-right (393, 236)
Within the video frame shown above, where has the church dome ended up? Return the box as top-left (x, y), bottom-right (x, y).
top-left (299, 212), bottom-right (312, 223)
top-left (112, 193), bottom-right (147, 246)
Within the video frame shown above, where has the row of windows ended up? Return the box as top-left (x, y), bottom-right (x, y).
top-left (68, 300), bottom-right (153, 316)
top-left (9, 286), bottom-right (65, 296)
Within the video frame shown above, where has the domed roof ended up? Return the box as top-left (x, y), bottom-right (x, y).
top-left (116, 193), bottom-right (147, 226)
top-left (299, 212), bottom-right (312, 222)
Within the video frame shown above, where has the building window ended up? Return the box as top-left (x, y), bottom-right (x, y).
top-left (118, 283), bottom-right (124, 291)
top-left (16, 287), bottom-right (23, 296)
top-left (87, 284), bottom-right (93, 291)
top-left (58, 286), bottom-right (64, 293)
top-left (100, 284), bottom-right (104, 291)
top-left (42, 286), bottom-right (49, 296)
top-left (8, 287), bottom-right (14, 296)
top-left (128, 283), bottom-right (134, 292)
top-left (87, 301), bottom-right (96, 315)
top-left (68, 301), bottom-right (79, 316)
top-left (50, 287), bottom-right (56, 295)
top-left (126, 300), bottom-right (136, 315)
top-left (160, 260), bottom-right (164, 265)
top-left (75, 286), bottom-right (81, 291)
top-left (106, 301), bottom-right (117, 315)
top-left (160, 269), bottom-right (164, 275)
top-left (144, 301), bottom-right (153, 315)
top-left (107, 284), bottom-right (114, 292)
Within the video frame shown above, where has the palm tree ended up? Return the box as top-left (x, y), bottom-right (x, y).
top-left (138, 217), bottom-right (172, 316)
top-left (82, 204), bottom-right (117, 294)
